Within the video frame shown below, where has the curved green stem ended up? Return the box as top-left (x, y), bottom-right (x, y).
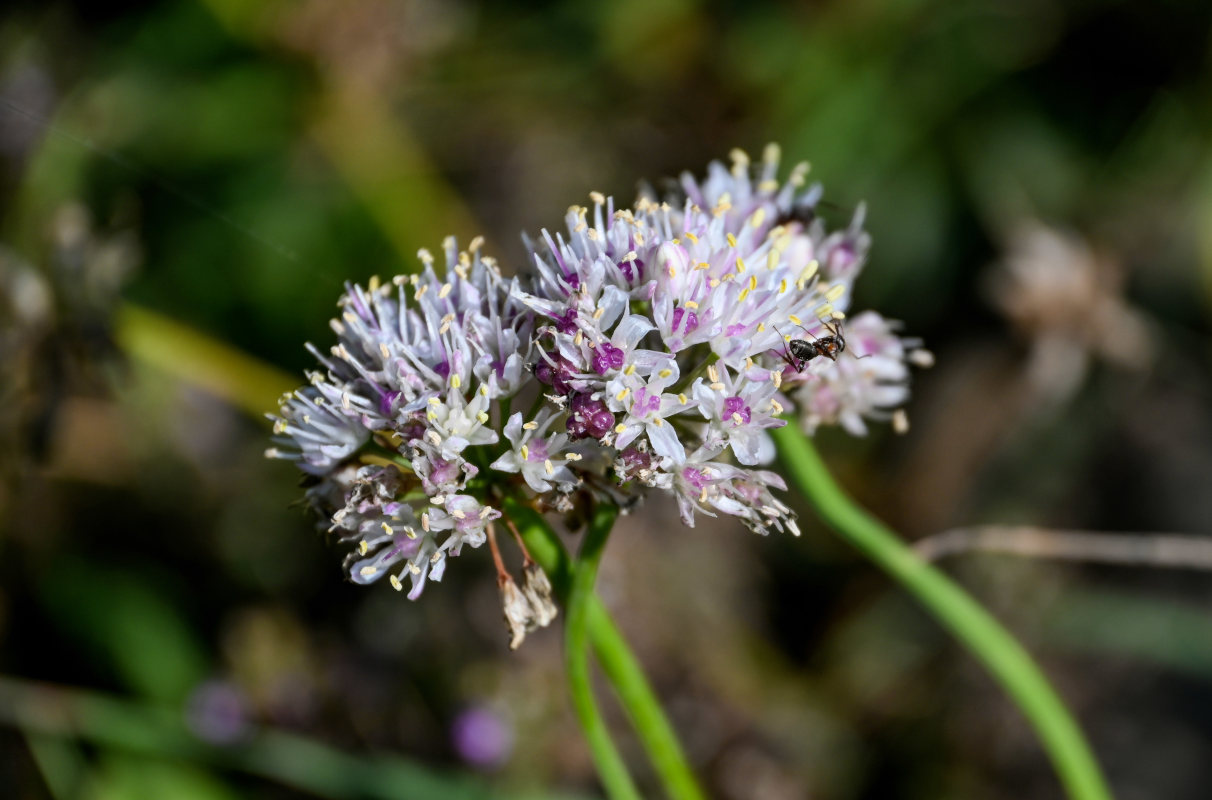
top-left (565, 504), bottom-right (640, 800)
top-left (771, 426), bottom-right (1112, 800)
top-left (503, 498), bottom-right (706, 800)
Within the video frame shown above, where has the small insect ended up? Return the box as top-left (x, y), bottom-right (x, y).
top-left (777, 317), bottom-right (867, 371)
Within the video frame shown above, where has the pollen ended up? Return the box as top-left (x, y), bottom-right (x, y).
top-left (615, 423), bottom-right (627, 434)
top-left (683, 301), bottom-right (699, 309)
top-left (390, 575), bottom-right (404, 591)
top-left (360, 566), bottom-right (378, 578)
top-left (770, 398), bottom-right (784, 414)
top-left (624, 364), bottom-right (637, 375)
top-left (360, 539), bottom-right (371, 555)
top-left (477, 411), bottom-right (490, 424)
top-left (736, 257), bottom-right (747, 273)
top-left (544, 459), bottom-right (555, 475)
top-left (450, 374), bottom-right (461, 389)
top-left (788, 314), bottom-right (802, 326)
top-left (678, 393), bottom-right (688, 405)
top-left (727, 233), bottom-right (738, 248)
top-left (616, 387), bottom-right (630, 401)
top-left (520, 445), bottom-right (529, 461)
top-left (658, 368), bottom-right (673, 378)
top-left (589, 190), bottom-right (606, 205)
top-left (684, 231), bottom-right (699, 244)
top-left (522, 421), bottom-right (538, 430)
top-left (566, 452), bottom-right (583, 461)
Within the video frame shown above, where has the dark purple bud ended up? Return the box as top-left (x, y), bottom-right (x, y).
top-left (592, 342), bottom-right (625, 375)
top-left (569, 393), bottom-right (615, 440)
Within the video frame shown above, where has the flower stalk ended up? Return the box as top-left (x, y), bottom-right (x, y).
top-left (503, 498), bottom-right (706, 800)
top-left (771, 425), bottom-right (1113, 800)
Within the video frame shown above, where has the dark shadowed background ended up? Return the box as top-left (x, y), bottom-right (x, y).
top-left (2, 1), bottom-right (1211, 798)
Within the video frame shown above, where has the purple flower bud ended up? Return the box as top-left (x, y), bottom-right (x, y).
top-left (592, 342), bottom-right (625, 375)
top-left (568, 392), bottom-right (615, 440)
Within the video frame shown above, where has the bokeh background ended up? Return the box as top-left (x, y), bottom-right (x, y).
top-left (3, 1), bottom-right (1212, 798)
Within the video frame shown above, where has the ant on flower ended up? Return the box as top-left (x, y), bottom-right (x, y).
top-left (776, 316), bottom-right (869, 372)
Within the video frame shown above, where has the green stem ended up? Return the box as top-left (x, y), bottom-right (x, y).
top-left (565, 504), bottom-right (641, 800)
top-left (771, 426), bottom-right (1113, 800)
top-left (503, 498), bottom-right (706, 800)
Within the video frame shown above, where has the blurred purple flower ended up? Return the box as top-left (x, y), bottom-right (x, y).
top-left (451, 706), bottom-right (514, 769)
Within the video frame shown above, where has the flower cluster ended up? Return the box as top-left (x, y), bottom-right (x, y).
top-left (269, 146), bottom-right (929, 646)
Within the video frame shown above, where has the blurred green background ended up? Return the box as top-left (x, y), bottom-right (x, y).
top-left (3, 0), bottom-right (1212, 798)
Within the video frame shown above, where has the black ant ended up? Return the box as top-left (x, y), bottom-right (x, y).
top-left (776, 318), bottom-right (868, 371)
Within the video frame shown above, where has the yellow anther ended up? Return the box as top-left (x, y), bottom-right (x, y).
top-left (414, 284), bottom-right (429, 301)
top-left (757, 322), bottom-right (766, 332)
top-left (684, 231), bottom-right (699, 244)
top-left (417, 248), bottom-right (434, 264)
top-left (658, 368), bottom-right (673, 379)
top-left (710, 382), bottom-right (726, 391)
top-left (678, 393), bottom-right (688, 405)
top-left (477, 411), bottom-right (490, 424)
top-left (438, 283), bottom-right (453, 299)
top-left (750, 207), bottom-right (766, 229)
top-left (616, 387), bottom-right (630, 401)
top-left (566, 452), bottom-right (583, 461)
top-left (826, 283), bottom-right (846, 303)
top-left (589, 190), bottom-right (606, 205)
top-left (726, 233), bottom-right (738, 248)
top-left (779, 279), bottom-right (787, 294)
top-left (684, 301), bottom-right (699, 309)
top-left (767, 251), bottom-right (780, 270)
top-left (732, 413), bottom-right (744, 425)
top-left (469, 235), bottom-right (484, 252)
top-left (520, 445), bottom-right (529, 461)
top-left (360, 540), bottom-right (371, 555)
top-left (709, 278), bottom-right (720, 288)
top-left (738, 287), bottom-right (751, 302)
top-left (653, 417), bottom-right (664, 426)
top-left (707, 365), bottom-right (719, 383)
top-left (592, 307), bottom-right (605, 320)
top-left (544, 459), bottom-right (555, 475)
top-left (770, 398), bottom-right (784, 415)
top-left (450, 374), bottom-right (461, 389)
top-left (404, 526), bottom-right (417, 539)
top-left (522, 421), bottom-right (538, 430)
top-left (390, 574), bottom-right (403, 591)
top-left (615, 423), bottom-right (627, 434)
top-left (624, 364), bottom-right (637, 376)
top-left (788, 314), bottom-right (802, 326)
top-left (814, 303), bottom-right (834, 319)
top-left (736, 257), bottom-right (746, 273)
top-left (480, 384), bottom-right (490, 396)
top-left (749, 275), bottom-right (758, 291)
top-left (359, 566), bottom-right (377, 578)
top-left (771, 370), bottom-right (783, 389)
